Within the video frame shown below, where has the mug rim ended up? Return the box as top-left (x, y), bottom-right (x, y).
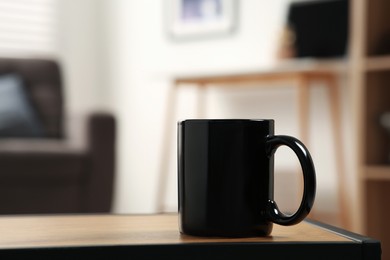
top-left (178, 119), bottom-right (274, 124)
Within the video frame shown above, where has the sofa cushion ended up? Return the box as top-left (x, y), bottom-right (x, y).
top-left (0, 74), bottom-right (45, 137)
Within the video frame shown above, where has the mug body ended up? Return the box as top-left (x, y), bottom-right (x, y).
top-left (178, 119), bottom-right (275, 237)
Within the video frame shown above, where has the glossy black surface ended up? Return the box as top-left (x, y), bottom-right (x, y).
top-left (178, 119), bottom-right (316, 237)
top-left (266, 135), bottom-right (316, 226)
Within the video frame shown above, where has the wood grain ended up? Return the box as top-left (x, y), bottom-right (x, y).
top-left (0, 214), bottom-right (351, 250)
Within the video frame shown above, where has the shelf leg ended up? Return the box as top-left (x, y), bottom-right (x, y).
top-left (326, 74), bottom-right (350, 230)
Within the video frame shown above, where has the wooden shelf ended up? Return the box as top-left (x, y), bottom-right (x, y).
top-left (365, 56), bottom-right (390, 71)
top-left (355, 0), bottom-right (390, 258)
top-left (365, 0), bottom-right (390, 56)
top-left (364, 71), bottom-right (390, 165)
top-left (364, 166), bottom-right (390, 180)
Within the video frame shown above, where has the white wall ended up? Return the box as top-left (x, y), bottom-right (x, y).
top-left (108, 0), bottom-right (297, 214)
top-left (58, 0), bottom-right (354, 222)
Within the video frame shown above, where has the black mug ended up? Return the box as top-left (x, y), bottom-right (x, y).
top-left (178, 119), bottom-right (316, 237)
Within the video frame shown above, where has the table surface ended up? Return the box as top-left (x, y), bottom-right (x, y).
top-left (0, 214), bottom-right (350, 249)
top-left (0, 214), bottom-right (381, 259)
top-left (173, 58), bottom-right (348, 84)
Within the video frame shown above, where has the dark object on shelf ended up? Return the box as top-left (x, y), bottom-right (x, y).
top-left (379, 112), bottom-right (390, 162)
top-left (287, 0), bottom-right (349, 58)
top-left (0, 58), bottom-right (116, 214)
top-left (375, 32), bottom-right (390, 55)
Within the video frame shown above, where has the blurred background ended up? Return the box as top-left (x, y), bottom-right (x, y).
top-left (0, 0), bottom-right (353, 221)
top-left (1, 0), bottom-right (390, 257)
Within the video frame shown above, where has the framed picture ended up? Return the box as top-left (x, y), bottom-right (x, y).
top-left (167, 0), bottom-right (237, 39)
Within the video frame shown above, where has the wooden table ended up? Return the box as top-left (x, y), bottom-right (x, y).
top-left (0, 214), bottom-right (380, 259)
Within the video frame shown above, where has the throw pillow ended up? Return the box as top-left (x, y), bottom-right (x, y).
top-left (0, 74), bottom-right (45, 137)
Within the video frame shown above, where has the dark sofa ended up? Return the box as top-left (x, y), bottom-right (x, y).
top-left (0, 58), bottom-right (115, 214)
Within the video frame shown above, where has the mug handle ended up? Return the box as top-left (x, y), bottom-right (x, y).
top-left (265, 135), bottom-right (316, 226)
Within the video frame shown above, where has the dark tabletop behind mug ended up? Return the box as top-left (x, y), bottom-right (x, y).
top-left (178, 119), bottom-right (316, 237)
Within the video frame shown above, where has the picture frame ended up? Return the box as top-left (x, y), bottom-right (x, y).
top-left (167, 0), bottom-right (237, 39)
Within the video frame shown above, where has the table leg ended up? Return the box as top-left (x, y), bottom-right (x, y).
top-left (295, 75), bottom-right (311, 217)
top-left (326, 75), bottom-right (350, 230)
top-left (196, 83), bottom-right (207, 118)
top-left (156, 83), bottom-right (179, 212)
top-left (297, 75), bottom-right (310, 145)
